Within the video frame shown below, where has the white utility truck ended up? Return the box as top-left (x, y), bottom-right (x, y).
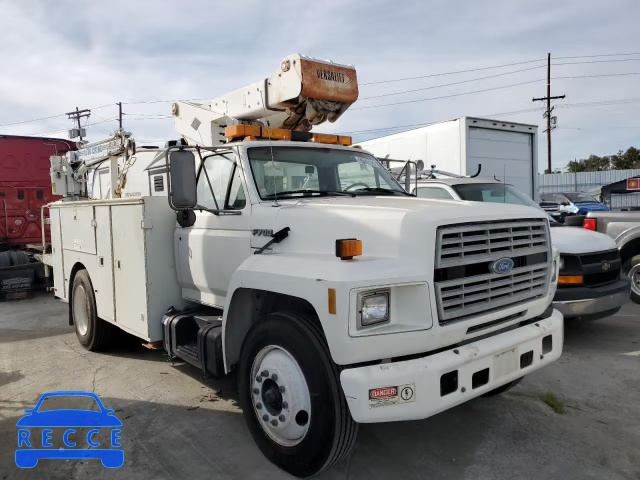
top-left (47, 55), bottom-right (563, 477)
top-left (359, 117), bottom-right (538, 198)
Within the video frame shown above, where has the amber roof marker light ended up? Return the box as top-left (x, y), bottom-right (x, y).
top-left (335, 239), bottom-right (362, 260)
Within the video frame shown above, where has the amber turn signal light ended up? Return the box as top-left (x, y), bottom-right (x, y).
top-left (558, 275), bottom-right (583, 285)
top-left (335, 238), bottom-right (362, 260)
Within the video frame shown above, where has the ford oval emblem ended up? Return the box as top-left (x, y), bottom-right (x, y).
top-left (491, 257), bottom-right (514, 275)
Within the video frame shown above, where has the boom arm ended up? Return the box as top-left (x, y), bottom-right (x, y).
top-left (172, 54), bottom-right (359, 145)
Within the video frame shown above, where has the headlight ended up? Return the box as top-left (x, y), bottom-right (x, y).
top-left (358, 290), bottom-right (390, 327)
top-left (558, 256), bottom-right (564, 271)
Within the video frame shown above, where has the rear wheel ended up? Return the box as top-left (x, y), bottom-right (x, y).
top-left (72, 270), bottom-right (112, 351)
top-left (483, 377), bottom-right (524, 397)
top-left (238, 312), bottom-right (357, 477)
top-left (623, 255), bottom-right (640, 304)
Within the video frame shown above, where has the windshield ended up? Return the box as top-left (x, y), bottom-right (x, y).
top-left (564, 192), bottom-right (598, 203)
top-left (452, 183), bottom-right (541, 209)
top-left (247, 146), bottom-right (407, 200)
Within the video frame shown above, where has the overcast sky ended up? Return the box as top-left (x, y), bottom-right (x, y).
top-left (0, 0), bottom-right (638, 172)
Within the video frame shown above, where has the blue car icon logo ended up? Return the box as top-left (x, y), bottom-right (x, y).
top-left (15, 391), bottom-right (123, 468)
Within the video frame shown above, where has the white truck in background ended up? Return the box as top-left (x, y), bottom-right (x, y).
top-left (403, 176), bottom-right (629, 320)
top-left (47, 55), bottom-right (563, 477)
top-left (359, 117), bottom-right (539, 198)
top-left (359, 119), bottom-right (629, 321)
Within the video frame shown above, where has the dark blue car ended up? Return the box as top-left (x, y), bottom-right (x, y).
top-left (15, 391), bottom-right (123, 468)
top-left (540, 192), bottom-right (610, 216)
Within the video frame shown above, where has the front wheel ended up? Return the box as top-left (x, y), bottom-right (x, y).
top-left (624, 255), bottom-right (640, 304)
top-left (238, 312), bottom-right (357, 477)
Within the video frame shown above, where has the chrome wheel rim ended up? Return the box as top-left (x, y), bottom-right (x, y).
top-left (250, 345), bottom-right (311, 447)
top-left (73, 285), bottom-right (90, 336)
top-left (630, 264), bottom-right (640, 296)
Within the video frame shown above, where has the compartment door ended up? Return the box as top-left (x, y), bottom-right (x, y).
top-left (49, 208), bottom-right (66, 300)
top-left (60, 206), bottom-right (97, 254)
top-left (112, 204), bottom-right (149, 339)
top-left (94, 205), bottom-right (115, 323)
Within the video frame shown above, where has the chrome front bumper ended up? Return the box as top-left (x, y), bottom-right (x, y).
top-left (553, 290), bottom-right (628, 317)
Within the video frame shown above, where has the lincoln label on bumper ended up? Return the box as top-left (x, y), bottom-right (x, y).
top-left (369, 383), bottom-right (415, 409)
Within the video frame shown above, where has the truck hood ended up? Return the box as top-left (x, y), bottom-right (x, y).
top-left (549, 225), bottom-right (616, 254)
top-left (260, 196), bottom-right (549, 258)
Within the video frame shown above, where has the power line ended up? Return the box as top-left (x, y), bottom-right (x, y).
top-left (345, 97), bottom-right (640, 137)
top-left (352, 79), bottom-right (543, 110)
top-left (554, 52), bottom-right (640, 59)
top-left (0, 103), bottom-right (114, 128)
top-left (360, 58), bottom-right (546, 86)
top-left (355, 72), bottom-right (639, 111)
top-left (553, 72), bottom-right (640, 80)
top-left (360, 65), bottom-right (545, 100)
top-left (2, 53), bottom-right (640, 129)
top-left (361, 70), bottom-right (640, 102)
top-left (553, 58), bottom-right (640, 66)
top-left (28, 118), bottom-right (118, 137)
top-left (359, 54), bottom-right (640, 87)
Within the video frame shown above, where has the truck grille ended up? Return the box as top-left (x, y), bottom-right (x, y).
top-left (577, 249), bottom-right (621, 287)
top-left (434, 219), bottom-right (551, 324)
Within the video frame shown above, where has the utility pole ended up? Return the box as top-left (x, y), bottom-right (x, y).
top-left (66, 107), bottom-right (91, 142)
top-left (117, 102), bottom-right (123, 130)
top-left (533, 53), bottom-right (565, 173)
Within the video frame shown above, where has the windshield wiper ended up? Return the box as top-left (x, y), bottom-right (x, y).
top-left (263, 189), bottom-right (355, 199)
top-left (351, 187), bottom-right (409, 196)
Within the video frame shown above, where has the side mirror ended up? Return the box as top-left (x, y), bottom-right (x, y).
top-left (169, 150), bottom-right (197, 210)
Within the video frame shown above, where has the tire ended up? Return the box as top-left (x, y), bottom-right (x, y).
top-left (482, 377), bottom-right (524, 397)
top-left (238, 312), bottom-right (358, 478)
top-left (71, 270), bottom-right (112, 351)
top-left (623, 255), bottom-right (640, 304)
top-left (0, 252), bottom-right (10, 268)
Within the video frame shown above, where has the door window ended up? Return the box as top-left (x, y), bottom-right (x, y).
top-left (197, 154), bottom-right (246, 210)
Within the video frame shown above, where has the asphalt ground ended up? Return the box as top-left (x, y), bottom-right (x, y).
top-left (1, 292), bottom-right (639, 479)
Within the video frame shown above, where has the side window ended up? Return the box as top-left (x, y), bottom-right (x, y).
top-left (415, 187), bottom-right (454, 200)
top-left (227, 169), bottom-right (246, 209)
top-left (196, 155), bottom-right (246, 210)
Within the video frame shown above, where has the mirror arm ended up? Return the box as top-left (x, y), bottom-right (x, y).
top-left (194, 205), bottom-right (242, 216)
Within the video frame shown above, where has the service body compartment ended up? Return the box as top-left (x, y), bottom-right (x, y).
top-left (49, 196), bottom-right (187, 341)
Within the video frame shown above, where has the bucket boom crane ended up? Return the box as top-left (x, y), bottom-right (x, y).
top-left (172, 54), bottom-right (359, 145)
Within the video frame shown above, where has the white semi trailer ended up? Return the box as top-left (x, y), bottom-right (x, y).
top-left (47, 55), bottom-right (563, 477)
top-left (358, 117), bottom-right (539, 198)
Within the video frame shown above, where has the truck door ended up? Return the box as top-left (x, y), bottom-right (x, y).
top-left (175, 152), bottom-right (250, 307)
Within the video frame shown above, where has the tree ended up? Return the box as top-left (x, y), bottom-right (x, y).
top-left (564, 147), bottom-right (640, 172)
top-left (611, 147), bottom-right (640, 170)
top-left (566, 154), bottom-right (610, 172)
